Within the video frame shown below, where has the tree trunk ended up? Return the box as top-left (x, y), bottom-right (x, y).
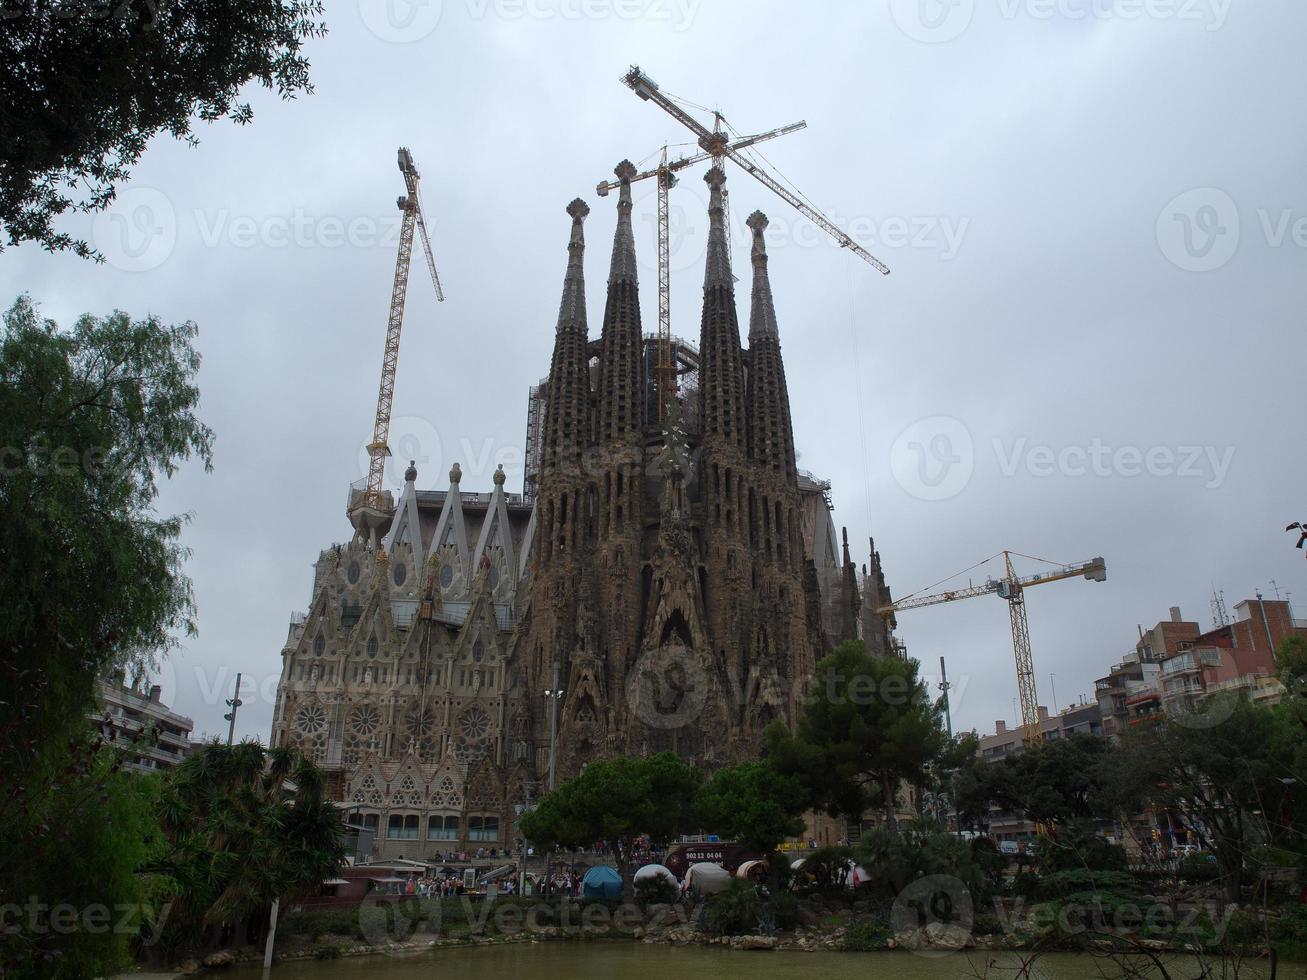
top-left (883, 775), bottom-right (898, 831)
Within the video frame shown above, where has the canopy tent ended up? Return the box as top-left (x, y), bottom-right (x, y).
top-left (735, 859), bottom-right (768, 880)
top-left (634, 863), bottom-right (679, 886)
top-left (846, 861), bottom-right (872, 889)
top-left (581, 865), bottom-right (623, 899)
top-left (682, 862), bottom-right (732, 896)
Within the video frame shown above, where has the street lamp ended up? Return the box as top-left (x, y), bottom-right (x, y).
top-left (224, 673), bottom-right (244, 746)
top-left (543, 663), bottom-right (564, 791)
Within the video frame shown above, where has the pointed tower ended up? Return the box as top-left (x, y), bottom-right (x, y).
top-left (594, 161), bottom-right (646, 715)
top-left (597, 160), bottom-right (644, 446)
top-left (540, 199), bottom-right (592, 477)
top-left (745, 211), bottom-right (798, 482)
top-left (698, 167), bottom-right (748, 456)
top-left (860, 537), bottom-right (899, 658)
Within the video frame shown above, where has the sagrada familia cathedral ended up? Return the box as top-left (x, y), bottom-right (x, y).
top-left (270, 164), bottom-right (900, 857)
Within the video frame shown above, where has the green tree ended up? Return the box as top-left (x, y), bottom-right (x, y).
top-left (0, 744), bottom-right (165, 979)
top-left (0, 295), bottom-right (212, 976)
top-left (956, 734), bottom-right (1117, 829)
top-left (0, 296), bottom-right (213, 786)
top-left (1, 1), bottom-right (325, 258)
top-left (149, 741), bottom-right (345, 957)
top-left (520, 753), bottom-right (701, 888)
top-left (767, 641), bottom-right (945, 827)
top-left (1104, 701), bottom-right (1305, 905)
top-left (694, 760), bottom-right (807, 853)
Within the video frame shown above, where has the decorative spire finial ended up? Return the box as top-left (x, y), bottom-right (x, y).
top-left (404, 459), bottom-right (417, 483)
top-left (557, 200), bottom-right (589, 331)
top-left (493, 463), bottom-right (506, 487)
top-left (608, 161), bottom-right (638, 285)
top-left (747, 210), bottom-right (779, 340)
top-left (703, 167), bottom-right (731, 289)
top-left (449, 461), bottom-right (462, 485)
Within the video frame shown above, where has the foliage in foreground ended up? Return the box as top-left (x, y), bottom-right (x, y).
top-left (147, 742), bottom-right (345, 957)
top-left (0, 2), bottom-right (325, 257)
top-left (0, 296), bottom-right (212, 979)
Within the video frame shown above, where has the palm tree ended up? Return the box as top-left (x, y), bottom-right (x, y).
top-left (147, 740), bottom-right (344, 958)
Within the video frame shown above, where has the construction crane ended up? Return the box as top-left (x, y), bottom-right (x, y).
top-left (878, 552), bottom-right (1107, 747)
top-left (354, 147), bottom-right (444, 524)
top-left (621, 66), bottom-right (891, 276)
top-left (595, 121), bottom-right (806, 419)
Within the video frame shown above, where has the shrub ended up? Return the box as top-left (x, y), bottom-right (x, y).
top-left (633, 875), bottom-right (679, 907)
top-left (704, 880), bottom-right (763, 936)
top-left (768, 892), bottom-right (801, 932)
top-left (841, 920), bottom-right (892, 951)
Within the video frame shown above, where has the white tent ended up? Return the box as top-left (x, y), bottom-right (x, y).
top-left (735, 859), bottom-right (768, 880)
top-left (682, 862), bottom-right (732, 895)
top-left (847, 861), bottom-right (872, 889)
top-left (634, 863), bottom-right (679, 886)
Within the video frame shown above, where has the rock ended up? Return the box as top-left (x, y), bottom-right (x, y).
top-left (202, 950), bottom-right (236, 968)
top-left (733, 935), bottom-right (778, 950)
top-left (178, 959), bottom-right (201, 974)
top-left (852, 900), bottom-right (870, 912)
top-left (923, 922), bottom-right (975, 950)
top-left (797, 908), bottom-right (822, 928)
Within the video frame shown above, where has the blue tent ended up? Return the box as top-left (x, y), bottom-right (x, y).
top-left (581, 865), bottom-right (623, 899)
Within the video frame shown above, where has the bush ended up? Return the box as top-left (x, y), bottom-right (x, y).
top-left (704, 880), bottom-right (763, 936)
top-left (841, 919), bottom-right (892, 951)
top-left (633, 875), bottom-right (679, 907)
top-left (768, 892), bottom-right (800, 932)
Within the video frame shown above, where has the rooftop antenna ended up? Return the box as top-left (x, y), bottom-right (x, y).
top-left (1210, 586), bottom-right (1230, 628)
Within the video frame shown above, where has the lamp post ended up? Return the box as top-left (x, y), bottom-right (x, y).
top-left (544, 663), bottom-right (564, 791)
top-left (223, 673), bottom-right (244, 746)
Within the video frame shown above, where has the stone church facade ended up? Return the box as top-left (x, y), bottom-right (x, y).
top-left (269, 164), bottom-right (898, 859)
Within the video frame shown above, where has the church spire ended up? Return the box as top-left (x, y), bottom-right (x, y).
top-left (698, 167), bottom-right (746, 452)
top-left (746, 210), bottom-right (779, 341)
top-left (744, 210), bottom-right (797, 478)
top-left (541, 199), bottom-right (592, 473)
top-left (608, 159), bottom-right (638, 286)
top-left (598, 160), bottom-right (644, 445)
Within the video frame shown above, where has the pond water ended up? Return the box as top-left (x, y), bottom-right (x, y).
top-left (229, 940), bottom-right (1306, 980)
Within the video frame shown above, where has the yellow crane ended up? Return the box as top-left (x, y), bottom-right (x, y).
top-left (878, 552), bottom-right (1107, 747)
top-left (353, 147), bottom-right (444, 527)
top-left (621, 66), bottom-right (891, 276)
top-left (616, 67), bottom-right (889, 420)
top-left (595, 121), bottom-right (807, 419)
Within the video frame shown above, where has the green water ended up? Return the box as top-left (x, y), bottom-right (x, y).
top-left (230, 941), bottom-right (1306, 979)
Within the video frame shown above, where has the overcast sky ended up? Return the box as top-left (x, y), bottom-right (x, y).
top-left (5, 0), bottom-right (1305, 743)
